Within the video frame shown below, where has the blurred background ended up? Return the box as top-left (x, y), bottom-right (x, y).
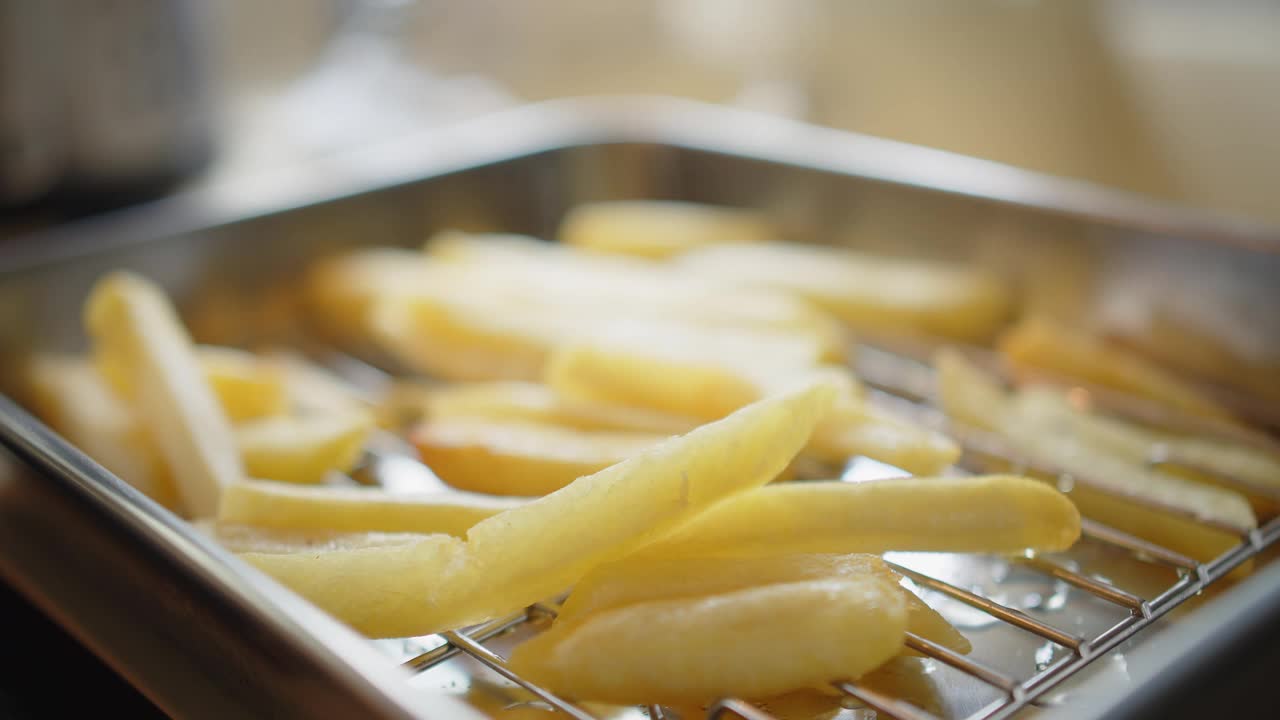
top-left (3, 0), bottom-right (1280, 227)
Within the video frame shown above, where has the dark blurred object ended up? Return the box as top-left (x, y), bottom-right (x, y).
top-left (0, 580), bottom-right (167, 718)
top-left (0, 0), bottom-right (216, 213)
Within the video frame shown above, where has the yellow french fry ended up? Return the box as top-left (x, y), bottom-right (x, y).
top-left (369, 291), bottom-right (556, 381)
top-left (303, 248), bottom-right (435, 347)
top-left (558, 553), bottom-right (969, 655)
top-left (934, 350), bottom-right (1255, 563)
top-left (934, 348), bottom-right (1008, 432)
top-left (197, 346), bottom-right (288, 421)
top-left (646, 476), bottom-right (1079, 559)
top-left (674, 242), bottom-right (1012, 341)
top-left (998, 315), bottom-right (1234, 422)
top-left (548, 338), bottom-right (955, 474)
top-left (238, 531), bottom-right (473, 637)
top-left (508, 575), bottom-right (906, 704)
top-left (423, 231), bottom-right (849, 360)
top-left (422, 381), bottom-right (699, 435)
top-left (462, 380), bottom-right (836, 624)
top-left (25, 354), bottom-right (179, 509)
top-left (86, 272), bottom-right (243, 518)
top-left (1013, 388), bottom-right (1280, 496)
top-left (236, 381), bottom-right (836, 636)
top-left (217, 479), bottom-right (524, 536)
top-left (558, 200), bottom-right (772, 259)
top-left (412, 418), bottom-right (666, 496)
top-left (264, 351), bottom-right (372, 415)
top-left (206, 522), bottom-right (421, 554)
top-left (545, 320), bottom-right (832, 421)
top-left (236, 411), bottom-right (373, 485)
top-left (808, 402), bottom-right (960, 476)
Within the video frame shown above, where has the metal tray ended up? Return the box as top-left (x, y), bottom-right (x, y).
top-left (1, 97), bottom-right (1277, 720)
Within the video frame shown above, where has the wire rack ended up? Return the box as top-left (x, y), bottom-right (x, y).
top-left (316, 341), bottom-right (1280, 720)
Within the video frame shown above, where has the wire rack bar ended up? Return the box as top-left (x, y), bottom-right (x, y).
top-left (1013, 556), bottom-right (1147, 612)
top-left (886, 561), bottom-right (1082, 650)
top-left (1077, 518), bottom-right (1199, 570)
top-left (443, 630), bottom-right (597, 720)
top-left (903, 633), bottom-right (1019, 694)
top-left (836, 681), bottom-right (939, 720)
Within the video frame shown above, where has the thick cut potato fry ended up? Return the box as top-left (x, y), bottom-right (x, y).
top-left (808, 402), bottom-right (960, 476)
top-left (197, 346), bottom-right (288, 421)
top-left (412, 417), bottom-right (670, 497)
top-left (998, 315), bottom-right (1234, 422)
top-left (25, 354), bottom-right (179, 509)
top-left (1013, 388), bottom-right (1280, 495)
top-left (372, 277), bottom-right (844, 383)
top-left (462, 381), bottom-right (836, 623)
top-left (370, 292), bottom-right (550, 381)
top-left (558, 200), bottom-right (772, 259)
top-left (207, 522), bottom-right (422, 554)
top-left (303, 248), bottom-right (435, 346)
top-left (86, 273), bottom-right (243, 517)
top-left (933, 348), bottom-right (1008, 432)
top-left (674, 242), bottom-right (1011, 341)
top-left (423, 381), bottom-right (699, 435)
top-left (558, 553), bottom-right (969, 655)
top-left (545, 321), bottom-right (832, 421)
top-left (645, 476), bottom-right (1079, 558)
top-left (239, 532), bottom-right (473, 638)
top-left (548, 340), bottom-right (955, 474)
top-left (218, 479), bottom-right (524, 536)
top-left (265, 351), bottom-right (372, 415)
top-left (412, 418), bottom-right (666, 496)
top-left (236, 411), bottom-right (373, 484)
top-left (236, 382), bottom-right (835, 635)
top-left (509, 576), bottom-right (907, 704)
top-left (935, 351), bottom-right (1254, 563)
top-left (423, 231), bottom-right (848, 359)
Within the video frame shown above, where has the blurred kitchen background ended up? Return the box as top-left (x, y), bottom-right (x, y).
top-left (4, 0), bottom-right (1280, 227)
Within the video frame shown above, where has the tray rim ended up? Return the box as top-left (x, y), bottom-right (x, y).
top-left (3, 95), bottom-right (1276, 277)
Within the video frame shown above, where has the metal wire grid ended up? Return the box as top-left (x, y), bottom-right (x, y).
top-left (322, 343), bottom-right (1280, 720)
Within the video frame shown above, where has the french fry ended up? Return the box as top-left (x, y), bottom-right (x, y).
top-left (423, 231), bottom-right (849, 359)
top-left (206, 522), bottom-right (423, 554)
top-left (558, 200), bottom-right (772, 259)
top-left (86, 272), bottom-right (243, 517)
top-left (935, 350), bottom-right (1255, 563)
top-left (235, 411), bottom-right (373, 485)
top-left (644, 476), bottom-right (1079, 559)
top-left (558, 553), bottom-right (969, 655)
top-left (545, 321), bottom-right (832, 421)
top-left (25, 354), bottom-right (179, 509)
top-left (411, 418), bottom-right (667, 496)
top-left (217, 479), bottom-right (524, 536)
top-left (508, 575), bottom-right (907, 704)
top-left (302, 248), bottom-right (435, 347)
top-left (808, 402), bottom-right (960, 476)
top-left (461, 380), bottom-right (836, 623)
top-left (998, 315), bottom-right (1234, 422)
top-left (548, 338), bottom-right (957, 473)
top-left (265, 352), bottom-right (373, 415)
top-left (1013, 388), bottom-right (1280, 495)
top-left (197, 346), bottom-right (288, 421)
top-left (674, 242), bottom-right (1012, 341)
top-left (370, 291), bottom-right (551, 381)
top-left (234, 381), bottom-right (836, 636)
top-left (422, 381), bottom-right (700, 435)
top-left (238, 531), bottom-right (474, 637)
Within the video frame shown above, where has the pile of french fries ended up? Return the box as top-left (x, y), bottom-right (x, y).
top-left (22, 199), bottom-right (1278, 707)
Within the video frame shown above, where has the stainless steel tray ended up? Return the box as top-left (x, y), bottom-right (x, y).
top-left (1, 97), bottom-right (1277, 720)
